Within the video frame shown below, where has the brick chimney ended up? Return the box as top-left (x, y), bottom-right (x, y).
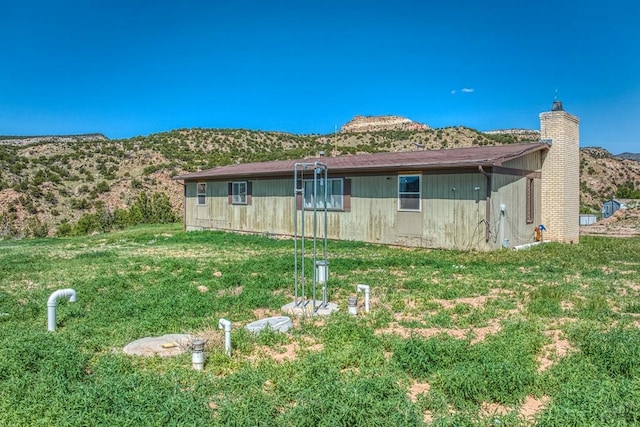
top-left (540, 100), bottom-right (580, 244)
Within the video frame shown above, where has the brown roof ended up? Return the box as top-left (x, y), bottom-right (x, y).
top-left (173, 142), bottom-right (548, 181)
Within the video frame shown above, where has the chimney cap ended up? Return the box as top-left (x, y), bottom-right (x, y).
top-left (551, 100), bottom-right (564, 111)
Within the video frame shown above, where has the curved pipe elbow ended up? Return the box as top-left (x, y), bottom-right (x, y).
top-left (47, 289), bottom-right (77, 307)
top-left (218, 318), bottom-right (232, 332)
top-left (47, 289), bottom-right (77, 332)
top-left (356, 284), bottom-right (370, 294)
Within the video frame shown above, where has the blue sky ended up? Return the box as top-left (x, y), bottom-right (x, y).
top-left (1, 0), bottom-right (638, 154)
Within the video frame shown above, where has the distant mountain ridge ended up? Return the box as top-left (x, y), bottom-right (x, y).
top-left (0, 133), bottom-right (108, 146)
top-left (617, 152), bottom-right (640, 161)
top-left (0, 120), bottom-right (639, 238)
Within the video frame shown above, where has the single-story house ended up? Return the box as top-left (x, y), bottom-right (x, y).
top-left (174, 104), bottom-right (580, 250)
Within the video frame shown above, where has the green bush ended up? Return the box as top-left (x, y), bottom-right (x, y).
top-left (24, 217), bottom-right (48, 238)
top-left (94, 180), bottom-right (110, 194)
top-left (56, 220), bottom-right (73, 237)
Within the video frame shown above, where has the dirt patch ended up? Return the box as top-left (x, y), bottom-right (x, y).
top-left (520, 395), bottom-right (550, 421)
top-left (479, 401), bottom-right (512, 417)
top-left (216, 286), bottom-right (243, 297)
top-left (260, 343), bottom-right (299, 362)
top-left (252, 340), bottom-right (324, 363)
top-left (252, 307), bottom-right (281, 320)
top-left (407, 381), bottom-right (431, 403)
top-left (537, 329), bottom-right (574, 372)
top-left (476, 395), bottom-right (550, 422)
top-left (432, 288), bottom-right (515, 310)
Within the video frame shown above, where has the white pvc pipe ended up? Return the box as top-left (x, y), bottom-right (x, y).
top-left (47, 288), bottom-right (77, 331)
top-left (218, 318), bottom-right (232, 356)
top-left (513, 241), bottom-right (542, 251)
top-left (356, 284), bottom-right (370, 313)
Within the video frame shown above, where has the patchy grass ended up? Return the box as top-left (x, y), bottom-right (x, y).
top-left (1, 225), bottom-right (640, 425)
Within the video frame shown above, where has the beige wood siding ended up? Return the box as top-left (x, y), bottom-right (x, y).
top-left (492, 153), bottom-right (543, 248)
top-left (183, 151), bottom-right (543, 251)
top-left (423, 173), bottom-right (489, 250)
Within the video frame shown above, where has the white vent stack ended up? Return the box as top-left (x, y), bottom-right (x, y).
top-left (219, 318), bottom-right (232, 356)
top-left (47, 289), bottom-right (77, 331)
top-left (356, 284), bottom-right (370, 313)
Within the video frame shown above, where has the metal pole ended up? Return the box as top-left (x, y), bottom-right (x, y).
top-left (293, 165), bottom-right (299, 306)
top-left (300, 166), bottom-right (306, 306)
top-left (322, 168), bottom-right (329, 306)
top-left (312, 165), bottom-right (318, 309)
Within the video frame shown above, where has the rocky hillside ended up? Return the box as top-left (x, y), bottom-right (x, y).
top-left (0, 133), bottom-right (108, 146)
top-left (579, 147), bottom-right (640, 209)
top-left (485, 128), bottom-right (541, 141)
top-left (341, 115), bottom-right (430, 133)
top-left (0, 118), bottom-right (638, 238)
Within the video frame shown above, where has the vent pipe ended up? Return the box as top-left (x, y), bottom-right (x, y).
top-left (218, 318), bottom-right (232, 356)
top-left (47, 288), bottom-right (77, 331)
top-left (191, 339), bottom-right (205, 370)
top-left (356, 284), bottom-right (370, 313)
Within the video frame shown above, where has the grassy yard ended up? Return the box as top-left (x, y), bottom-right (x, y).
top-left (1, 225), bottom-right (640, 426)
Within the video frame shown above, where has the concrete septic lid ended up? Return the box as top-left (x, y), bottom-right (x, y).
top-left (282, 301), bottom-right (339, 317)
top-left (245, 316), bottom-right (293, 334)
top-left (123, 334), bottom-right (192, 357)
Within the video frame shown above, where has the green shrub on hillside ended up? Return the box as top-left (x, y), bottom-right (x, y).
top-left (56, 192), bottom-right (178, 237)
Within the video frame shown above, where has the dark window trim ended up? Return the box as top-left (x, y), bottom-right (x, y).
top-left (526, 178), bottom-right (534, 224)
top-left (398, 174), bottom-right (422, 212)
top-left (296, 177), bottom-right (351, 212)
top-left (228, 181), bottom-right (252, 205)
top-left (196, 182), bottom-right (206, 206)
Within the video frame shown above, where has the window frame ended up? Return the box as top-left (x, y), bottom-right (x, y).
top-left (196, 182), bottom-right (206, 206)
top-left (526, 177), bottom-right (534, 224)
top-left (303, 177), bottom-right (344, 211)
top-left (398, 174), bottom-right (422, 212)
top-left (232, 181), bottom-right (248, 205)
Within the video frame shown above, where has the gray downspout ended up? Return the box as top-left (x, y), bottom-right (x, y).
top-left (478, 166), bottom-right (491, 243)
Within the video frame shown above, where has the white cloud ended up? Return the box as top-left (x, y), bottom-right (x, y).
top-left (451, 88), bottom-right (475, 95)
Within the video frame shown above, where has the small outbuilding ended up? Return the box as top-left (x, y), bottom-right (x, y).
top-left (602, 199), bottom-right (626, 219)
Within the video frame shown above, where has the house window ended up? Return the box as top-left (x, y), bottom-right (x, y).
top-left (303, 178), bottom-right (343, 210)
top-left (232, 181), bottom-right (247, 205)
top-left (197, 183), bottom-right (206, 205)
top-left (526, 178), bottom-right (534, 224)
top-left (398, 174), bottom-right (421, 211)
